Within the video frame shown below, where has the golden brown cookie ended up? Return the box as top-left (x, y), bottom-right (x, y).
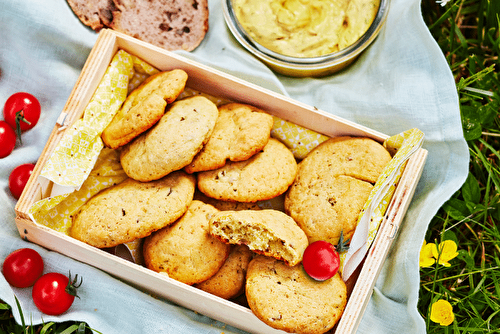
top-left (209, 209), bottom-right (308, 266)
top-left (70, 171), bottom-right (196, 248)
top-left (185, 103), bottom-right (273, 173)
top-left (197, 138), bottom-right (297, 202)
top-left (285, 136), bottom-right (392, 245)
top-left (120, 96), bottom-right (219, 182)
top-left (102, 69), bottom-right (188, 149)
top-left (193, 191), bottom-right (261, 211)
top-left (299, 136), bottom-right (391, 184)
top-left (143, 200), bottom-right (231, 285)
top-left (195, 245), bottom-right (253, 300)
top-left (245, 256), bottom-right (347, 334)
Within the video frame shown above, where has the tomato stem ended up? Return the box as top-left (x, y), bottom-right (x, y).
top-left (14, 110), bottom-right (31, 144)
top-left (336, 230), bottom-right (350, 253)
top-left (66, 271), bottom-right (83, 299)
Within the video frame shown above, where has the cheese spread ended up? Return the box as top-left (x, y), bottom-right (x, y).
top-left (232, 0), bottom-right (380, 58)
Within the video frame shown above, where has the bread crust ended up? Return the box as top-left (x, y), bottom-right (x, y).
top-left (66, 0), bottom-right (116, 30)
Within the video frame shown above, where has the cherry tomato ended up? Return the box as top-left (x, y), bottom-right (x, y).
top-left (3, 92), bottom-right (41, 142)
top-left (32, 272), bottom-right (83, 315)
top-left (0, 121), bottom-right (16, 158)
top-left (302, 240), bottom-right (340, 281)
top-left (2, 248), bottom-right (44, 288)
top-left (8, 163), bottom-right (36, 200)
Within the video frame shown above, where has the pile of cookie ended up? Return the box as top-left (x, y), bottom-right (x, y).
top-left (69, 69), bottom-right (391, 334)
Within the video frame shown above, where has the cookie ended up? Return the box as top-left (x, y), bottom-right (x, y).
top-left (102, 69), bottom-right (188, 149)
top-left (195, 244), bottom-right (253, 300)
top-left (120, 96), bottom-right (219, 182)
top-left (197, 138), bottom-right (297, 202)
top-left (143, 200), bottom-right (231, 285)
top-left (245, 256), bottom-right (347, 334)
top-left (70, 171), bottom-right (196, 248)
top-left (193, 191), bottom-right (261, 211)
top-left (285, 136), bottom-right (392, 245)
top-left (299, 136), bottom-right (392, 184)
top-left (185, 103), bottom-right (273, 173)
top-left (209, 209), bottom-right (308, 266)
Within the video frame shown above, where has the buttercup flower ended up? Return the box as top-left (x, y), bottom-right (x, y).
top-left (432, 240), bottom-right (459, 267)
top-left (430, 299), bottom-right (455, 326)
top-left (419, 241), bottom-right (436, 267)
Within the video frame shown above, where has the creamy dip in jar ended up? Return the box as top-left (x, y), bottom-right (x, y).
top-left (232, 0), bottom-right (380, 58)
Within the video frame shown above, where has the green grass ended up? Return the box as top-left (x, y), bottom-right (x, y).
top-left (0, 298), bottom-right (92, 334)
top-left (1, 0), bottom-right (498, 332)
top-left (419, 0), bottom-right (499, 332)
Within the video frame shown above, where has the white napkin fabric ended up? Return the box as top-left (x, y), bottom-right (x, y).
top-left (0, 0), bottom-right (469, 333)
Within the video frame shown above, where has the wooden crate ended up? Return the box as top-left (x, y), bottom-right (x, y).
top-left (15, 29), bottom-right (427, 334)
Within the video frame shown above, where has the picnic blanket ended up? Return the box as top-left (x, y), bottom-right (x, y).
top-left (0, 0), bottom-right (469, 333)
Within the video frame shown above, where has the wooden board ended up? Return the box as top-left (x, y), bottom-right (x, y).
top-left (15, 29), bottom-right (428, 334)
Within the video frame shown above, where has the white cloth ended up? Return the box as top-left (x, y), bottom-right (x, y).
top-left (0, 0), bottom-right (468, 333)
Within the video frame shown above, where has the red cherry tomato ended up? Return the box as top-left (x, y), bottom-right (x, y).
top-left (3, 92), bottom-right (41, 142)
top-left (2, 248), bottom-right (44, 288)
top-left (9, 163), bottom-right (36, 199)
top-left (32, 272), bottom-right (83, 315)
top-left (302, 240), bottom-right (340, 281)
top-left (0, 120), bottom-right (16, 158)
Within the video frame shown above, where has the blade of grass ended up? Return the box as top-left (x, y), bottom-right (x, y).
top-left (13, 297), bottom-right (26, 333)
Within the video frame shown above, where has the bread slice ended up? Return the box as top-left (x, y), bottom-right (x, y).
top-left (66, 0), bottom-right (116, 30)
top-left (110, 0), bottom-right (209, 51)
top-left (66, 0), bottom-right (209, 51)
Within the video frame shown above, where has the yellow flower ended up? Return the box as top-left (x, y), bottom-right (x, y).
top-left (430, 299), bottom-right (455, 326)
top-left (419, 241), bottom-right (436, 267)
top-left (432, 240), bottom-right (459, 267)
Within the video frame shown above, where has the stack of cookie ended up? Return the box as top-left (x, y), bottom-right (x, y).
top-left (69, 69), bottom-right (392, 334)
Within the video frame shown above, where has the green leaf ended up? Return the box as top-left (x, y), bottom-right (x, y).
top-left (461, 105), bottom-right (483, 141)
top-left (477, 98), bottom-right (499, 127)
top-left (59, 324), bottom-right (80, 334)
top-left (457, 249), bottom-right (475, 269)
top-left (40, 322), bottom-right (56, 334)
top-left (462, 172), bottom-right (481, 205)
top-left (491, 201), bottom-right (500, 222)
top-left (469, 296), bottom-right (488, 315)
top-left (442, 230), bottom-right (458, 244)
top-left (442, 198), bottom-right (470, 220)
top-left (466, 317), bottom-right (486, 329)
top-left (457, 64), bottom-right (495, 91)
